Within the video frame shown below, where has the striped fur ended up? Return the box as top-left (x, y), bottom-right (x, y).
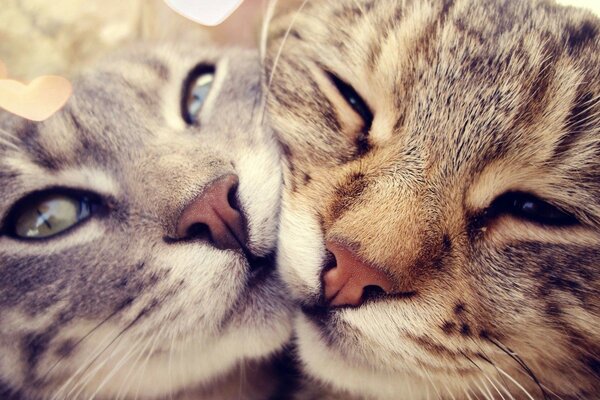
top-left (0, 44), bottom-right (293, 399)
top-left (265, 0), bottom-right (600, 398)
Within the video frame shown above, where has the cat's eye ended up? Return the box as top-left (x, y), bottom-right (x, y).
top-left (5, 190), bottom-right (99, 240)
top-left (181, 65), bottom-right (216, 125)
top-left (487, 192), bottom-right (578, 227)
top-left (326, 72), bottom-right (373, 133)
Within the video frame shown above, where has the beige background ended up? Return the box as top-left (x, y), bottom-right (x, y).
top-left (0, 0), bottom-right (598, 80)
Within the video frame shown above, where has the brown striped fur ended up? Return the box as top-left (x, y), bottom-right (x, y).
top-left (265, 0), bottom-right (600, 398)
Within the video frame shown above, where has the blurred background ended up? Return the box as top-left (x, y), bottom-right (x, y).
top-left (0, 0), bottom-right (598, 80)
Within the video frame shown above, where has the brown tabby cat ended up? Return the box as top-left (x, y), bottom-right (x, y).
top-left (264, 0), bottom-right (600, 398)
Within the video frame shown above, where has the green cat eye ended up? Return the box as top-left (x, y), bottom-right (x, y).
top-left (9, 192), bottom-right (95, 239)
top-left (181, 65), bottom-right (216, 125)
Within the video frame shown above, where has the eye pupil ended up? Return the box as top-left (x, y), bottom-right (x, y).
top-left (488, 192), bottom-right (577, 227)
top-left (6, 192), bottom-right (97, 240)
top-left (181, 65), bottom-right (216, 125)
top-left (326, 72), bottom-right (373, 132)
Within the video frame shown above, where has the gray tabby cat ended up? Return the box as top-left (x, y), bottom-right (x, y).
top-left (0, 44), bottom-right (293, 399)
top-left (265, 0), bottom-right (600, 399)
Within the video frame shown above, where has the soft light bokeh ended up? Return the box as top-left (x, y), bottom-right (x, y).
top-left (0, 0), bottom-right (598, 80)
top-left (557, 0), bottom-right (600, 15)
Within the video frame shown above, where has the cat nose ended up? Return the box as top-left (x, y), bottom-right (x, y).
top-left (175, 174), bottom-right (247, 250)
top-left (323, 241), bottom-right (393, 307)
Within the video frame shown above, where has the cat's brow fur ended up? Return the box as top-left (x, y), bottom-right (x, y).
top-left (265, 0), bottom-right (600, 398)
top-left (0, 44), bottom-right (293, 399)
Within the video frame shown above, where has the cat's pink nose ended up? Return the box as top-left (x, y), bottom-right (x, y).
top-left (323, 241), bottom-right (393, 307)
top-left (176, 174), bottom-right (247, 250)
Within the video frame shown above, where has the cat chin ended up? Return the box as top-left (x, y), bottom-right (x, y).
top-left (131, 324), bottom-right (291, 399)
top-left (295, 314), bottom-right (455, 400)
top-left (41, 312), bottom-right (293, 400)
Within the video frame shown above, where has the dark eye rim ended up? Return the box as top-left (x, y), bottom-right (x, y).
top-left (1, 187), bottom-right (105, 242)
top-left (180, 63), bottom-right (216, 125)
top-left (482, 191), bottom-right (579, 227)
top-left (325, 71), bottom-right (374, 134)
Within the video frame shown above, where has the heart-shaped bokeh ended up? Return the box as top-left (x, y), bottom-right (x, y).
top-left (164, 0), bottom-right (245, 26)
top-left (0, 75), bottom-right (72, 122)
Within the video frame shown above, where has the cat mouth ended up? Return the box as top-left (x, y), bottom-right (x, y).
top-left (244, 250), bottom-right (276, 286)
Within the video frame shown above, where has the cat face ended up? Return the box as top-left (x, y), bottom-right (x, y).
top-left (265, 0), bottom-right (600, 398)
top-left (0, 44), bottom-right (293, 399)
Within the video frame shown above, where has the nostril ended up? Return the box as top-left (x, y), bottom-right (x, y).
top-left (323, 241), bottom-right (395, 307)
top-left (362, 285), bottom-right (386, 302)
top-left (322, 250), bottom-right (337, 272)
top-left (173, 174), bottom-right (247, 251)
top-left (186, 223), bottom-right (211, 242)
top-left (227, 183), bottom-right (240, 212)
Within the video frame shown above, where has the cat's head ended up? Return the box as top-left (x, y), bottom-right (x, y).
top-left (265, 0), bottom-right (600, 398)
top-left (0, 44), bottom-right (293, 399)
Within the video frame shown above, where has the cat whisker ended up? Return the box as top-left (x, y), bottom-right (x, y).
top-left (495, 366), bottom-right (536, 400)
top-left (483, 375), bottom-right (508, 400)
top-left (238, 357), bottom-right (246, 399)
top-left (490, 375), bottom-right (516, 400)
top-left (485, 336), bottom-right (549, 400)
top-left (61, 307), bottom-right (147, 399)
top-left (133, 323), bottom-right (167, 400)
top-left (265, 0), bottom-right (310, 90)
top-left (168, 328), bottom-right (176, 400)
top-left (87, 333), bottom-right (145, 400)
top-left (114, 327), bottom-right (157, 399)
top-left (461, 349), bottom-right (504, 400)
top-left (470, 339), bottom-right (517, 398)
top-left (51, 323), bottom-right (123, 400)
top-left (259, 0), bottom-right (279, 65)
top-left (474, 376), bottom-right (496, 400)
top-left (540, 384), bottom-right (566, 400)
top-left (462, 384), bottom-right (475, 400)
top-left (41, 306), bottom-right (123, 384)
top-left (114, 345), bottom-right (149, 400)
top-left (67, 322), bottom-right (142, 399)
top-left (444, 382), bottom-right (457, 400)
top-left (421, 367), bottom-right (443, 400)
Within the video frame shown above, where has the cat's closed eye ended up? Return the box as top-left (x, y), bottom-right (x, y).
top-left (326, 71), bottom-right (373, 154)
top-left (484, 191), bottom-right (578, 227)
top-left (3, 189), bottom-right (102, 239)
top-left (181, 64), bottom-right (216, 125)
top-left (326, 71), bottom-right (373, 133)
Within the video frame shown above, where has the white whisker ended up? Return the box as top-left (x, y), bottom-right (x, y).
top-left (68, 327), bottom-right (135, 399)
top-left (475, 376), bottom-right (495, 400)
top-left (491, 375), bottom-right (516, 400)
top-left (51, 326), bottom-right (122, 400)
top-left (133, 324), bottom-right (166, 400)
top-left (266, 0), bottom-right (310, 90)
top-left (87, 334), bottom-right (145, 399)
top-left (114, 329), bottom-right (156, 400)
top-left (442, 380), bottom-right (457, 400)
top-left (168, 328), bottom-right (176, 400)
top-left (259, 0), bottom-right (279, 65)
top-left (484, 375), bottom-right (507, 400)
top-left (463, 385), bottom-right (475, 400)
top-left (496, 366), bottom-right (535, 400)
top-left (422, 367), bottom-right (443, 400)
